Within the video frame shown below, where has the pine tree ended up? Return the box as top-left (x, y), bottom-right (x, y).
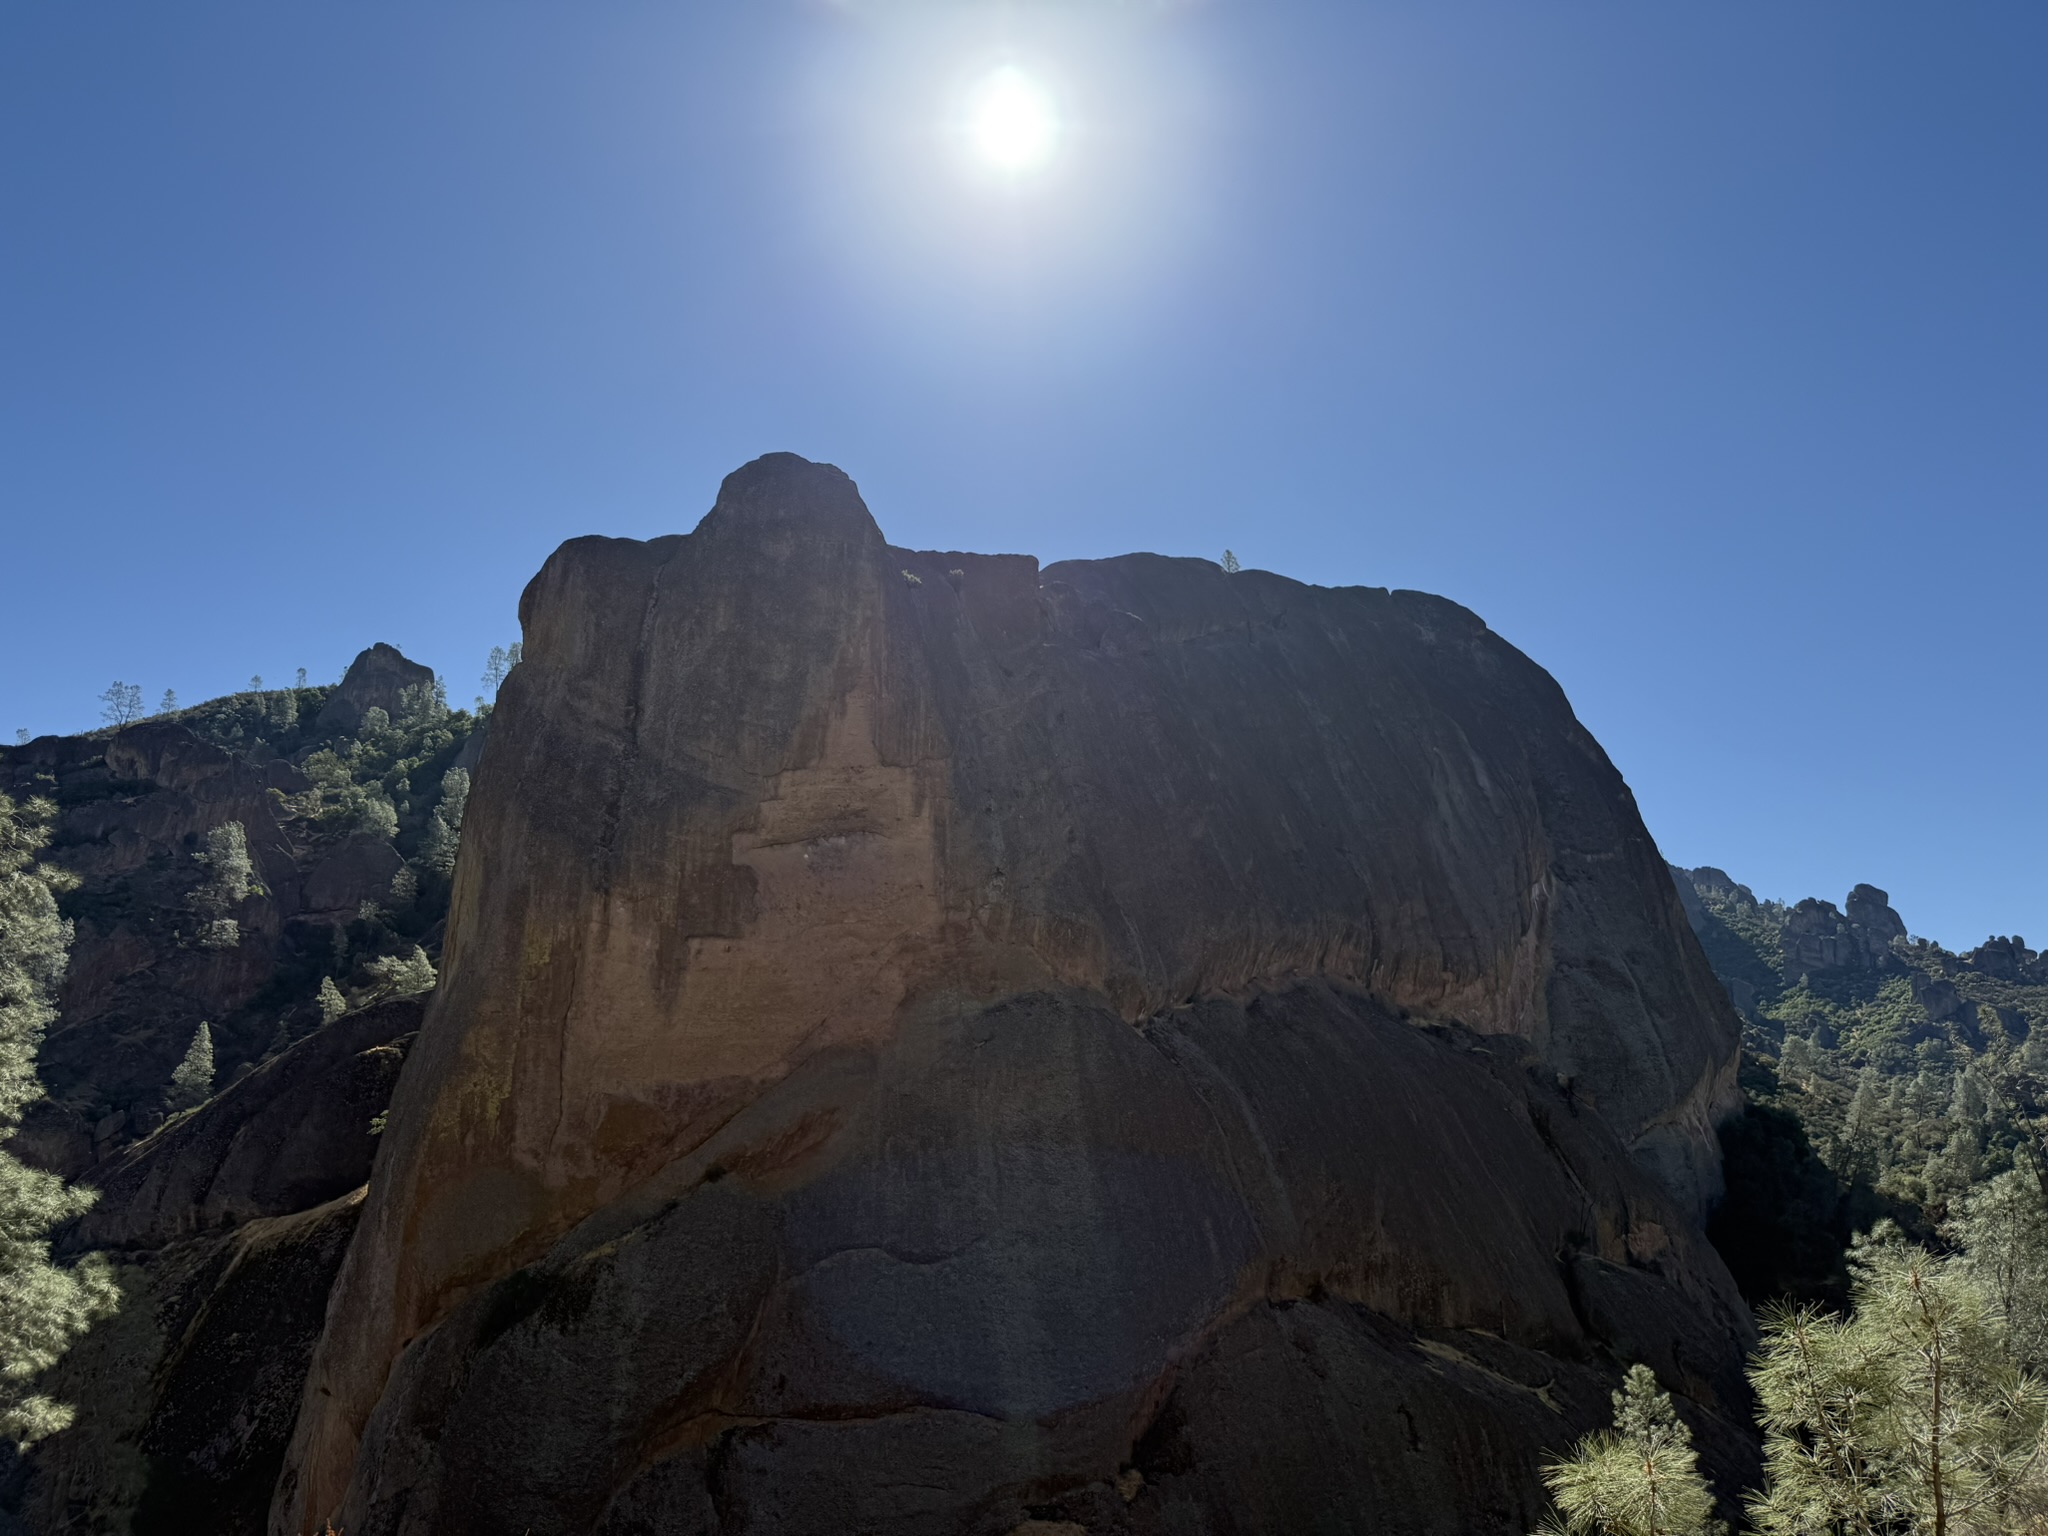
top-left (0, 793), bottom-right (118, 1443)
top-left (397, 679), bottom-right (448, 728)
top-left (439, 766), bottom-right (471, 828)
top-left (1951, 1066), bottom-right (1990, 1126)
top-left (1841, 1065), bottom-right (1887, 1182)
top-left (194, 822), bottom-right (254, 910)
top-left (1923, 1125), bottom-right (1984, 1214)
top-left (98, 681), bottom-right (143, 728)
top-left (1221, 550), bottom-right (1241, 574)
top-left (365, 946), bottom-right (435, 999)
top-left (482, 643), bottom-right (523, 699)
top-left (420, 767), bottom-right (471, 877)
top-left (191, 821), bottom-right (255, 948)
top-left (1779, 1033), bottom-right (1817, 1090)
top-left (1949, 1171), bottom-right (2048, 1372)
top-left (166, 1022), bottom-right (214, 1112)
top-left (316, 976), bottom-right (347, 1025)
top-left (420, 811), bottom-right (459, 877)
top-left (1748, 1229), bottom-right (2048, 1536)
top-left (1531, 1364), bottom-right (1722, 1536)
top-left (196, 919), bottom-right (240, 950)
top-left (157, 689), bottom-right (178, 715)
top-left (356, 791), bottom-right (398, 840)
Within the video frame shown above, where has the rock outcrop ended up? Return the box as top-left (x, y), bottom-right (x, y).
top-left (313, 643), bottom-right (435, 736)
top-left (1964, 934), bottom-right (2039, 983)
top-left (1780, 888), bottom-right (1908, 978)
top-left (275, 454), bottom-right (1747, 1535)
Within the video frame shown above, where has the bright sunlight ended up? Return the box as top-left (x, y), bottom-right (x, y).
top-left (968, 66), bottom-right (1058, 172)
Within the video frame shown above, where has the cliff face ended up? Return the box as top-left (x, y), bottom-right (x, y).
top-left (278, 454), bottom-right (1747, 1535)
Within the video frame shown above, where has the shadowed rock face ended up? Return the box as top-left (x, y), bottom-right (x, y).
top-left (66, 997), bottom-right (420, 1255)
top-left (9, 999), bottom-right (420, 1536)
top-left (276, 453), bottom-right (1747, 1535)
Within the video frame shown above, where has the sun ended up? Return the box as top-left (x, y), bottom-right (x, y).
top-left (968, 67), bottom-right (1059, 174)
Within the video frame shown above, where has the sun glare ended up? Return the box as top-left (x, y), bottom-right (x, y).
top-left (968, 67), bottom-right (1059, 173)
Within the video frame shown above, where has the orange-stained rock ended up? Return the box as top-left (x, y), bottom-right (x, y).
top-left (274, 454), bottom-right (1747, 1536)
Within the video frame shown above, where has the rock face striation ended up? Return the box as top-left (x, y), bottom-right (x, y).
top-left (276, 454), bottom-right (1748, 1535)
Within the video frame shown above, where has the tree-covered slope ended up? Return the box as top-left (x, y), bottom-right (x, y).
top-left (0, 645), bottom-right (489, 1175)
top-left (1676, 865), bottom-right (2048, 1304)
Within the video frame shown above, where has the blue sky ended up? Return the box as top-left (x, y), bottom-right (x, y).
top-left (3, 2), bottom-right (2042, 948)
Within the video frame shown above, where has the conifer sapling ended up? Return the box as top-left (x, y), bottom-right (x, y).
top-left (166, 1021), bottom-right (215, 1112)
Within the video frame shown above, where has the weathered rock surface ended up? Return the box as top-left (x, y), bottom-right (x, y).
top-left (314, 642), bottom-right (435, 736)
top-left (270, 454), bottom-right (1750, 1534)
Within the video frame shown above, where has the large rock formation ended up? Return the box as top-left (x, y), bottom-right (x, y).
top-left (276, 454), bottom-right (1748, 1535)
top-left (1779, 887), bottom-right (1909, 979)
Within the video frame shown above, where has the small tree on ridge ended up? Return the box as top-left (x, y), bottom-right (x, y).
top-left (98, 682), bottom-right (143, 729)
top-left (166, 1022), bottom-right (215, 1112)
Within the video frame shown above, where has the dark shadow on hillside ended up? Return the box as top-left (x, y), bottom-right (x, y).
top-left (1707, 1104), bottom-right (1904, 1311)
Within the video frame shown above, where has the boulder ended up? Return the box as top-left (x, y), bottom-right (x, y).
top-left (1779, 886), bottom-right (1908, 980)
top-left (323, 991), bottom-right (1752, 1536)
top-left (1781, 898), bottom-right (1855, 977)
top-left (275, 454), bottom-right (1748, 1536)
top-left (1684, 867), bottom-right (1758, 908)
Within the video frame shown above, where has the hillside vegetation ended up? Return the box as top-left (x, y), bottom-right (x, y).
top-left (0, 644), bottom-right (501, 1172)
top-left (1678, 867), bottom-right (2048, 1306)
